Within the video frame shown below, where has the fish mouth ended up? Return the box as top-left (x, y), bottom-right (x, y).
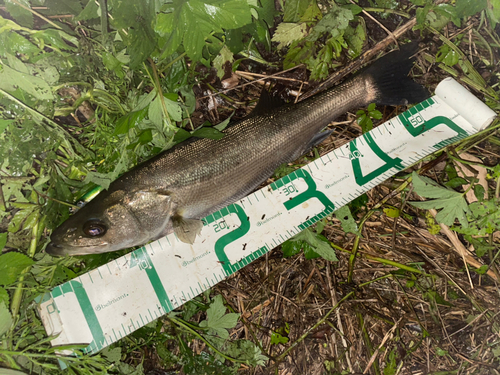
top-left (45, 241), bottom-right (108, 256)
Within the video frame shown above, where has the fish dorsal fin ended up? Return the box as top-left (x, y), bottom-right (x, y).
top-left (250, 89), bottom-right (286, 116)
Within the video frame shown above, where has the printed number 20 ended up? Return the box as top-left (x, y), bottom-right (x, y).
top-left (214, 220), bottom-right (228, 233)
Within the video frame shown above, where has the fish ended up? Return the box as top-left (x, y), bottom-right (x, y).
top-left (46, 43), bottom-right (429, 256)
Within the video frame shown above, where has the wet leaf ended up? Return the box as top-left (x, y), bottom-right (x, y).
top-left (0, 302), bottom-right (13, 337)
top-left (0, 252), bottom-right (34, 285)
top-left (4, 0), bottom-right (33, 28)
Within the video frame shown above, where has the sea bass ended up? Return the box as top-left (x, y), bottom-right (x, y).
top-left (46, 43), bottom-right (428, 256)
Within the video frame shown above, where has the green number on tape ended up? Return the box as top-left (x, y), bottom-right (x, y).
top-left (350, 133), bottom-right (404, 186)
top-left (130, 247), bottom-right (173, 313)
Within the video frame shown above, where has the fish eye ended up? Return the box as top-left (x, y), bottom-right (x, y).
top-left (83, 220), bottom-right (107, 237)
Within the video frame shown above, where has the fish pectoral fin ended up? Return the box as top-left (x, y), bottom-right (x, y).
top-left (306, 130), bottom-right (334, 151)
top-left (172, 217), bottom-right (204, 244)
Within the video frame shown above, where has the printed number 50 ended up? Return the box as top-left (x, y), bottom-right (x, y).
top-left (410, 114), bottom-right (424, 126)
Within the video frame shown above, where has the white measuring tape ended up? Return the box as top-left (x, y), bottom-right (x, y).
top-left (37, 78), bottom-right (496, 354)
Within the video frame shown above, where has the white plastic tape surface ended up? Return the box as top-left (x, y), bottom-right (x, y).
top-left (38, 78), bottom-right (496, 354)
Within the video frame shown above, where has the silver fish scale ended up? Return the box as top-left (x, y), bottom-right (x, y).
top-left (119, 75), bottom-right (372, 220)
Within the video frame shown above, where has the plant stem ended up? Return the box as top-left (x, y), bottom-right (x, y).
top-left (9, 213), bottom-right (40, 348)
top-left (363, 7), bottom-right (410, 17)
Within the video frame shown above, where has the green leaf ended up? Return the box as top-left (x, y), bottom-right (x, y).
top-left (164, 97), bottom-right (182, 122)
top-left (0, 302), bottom-right (13, 337)
top-left (101, 347), bottom-right (122, 363)
top-left (4, 0), bottom-right (33, 28)
top-left (0, 232), bottom-right (7, 250)
top-left (8, 207), bottom-right (35, 233)
top-left (281, 238), bottom-right (303, 258)
top-left (344, 22), bottom-right (366, 58)
top-left (283, 0), bottom-right (311, 22)
top-left (192, 127), bottom-right (225, 140)
top-left (270, 331), bottom-right (289, 345)
top-left (272, 23), bottom-right (308, 49)
top-left (214, 113), bottom-right (234, 131)
top-left (213, 45), bottom-right (234, 79)
top-left (75, 0), bottom-right (100, 21)
top-left (300, 1), bottom-right (322, 22)
top-left (287, 227), bottom-right (338, 262)
top-left (0, 287), bottom-right (9, 306)
top-left (114, 108), bottom-right (148, 135)
top-left (199, 295), bottom-right (239, 339)
top-left (455, 0), bottom-right (488, 18)
top-left (410, 172), bottom-right (470, 226)
top-left (334, 205), bottom-right (359, 234)
top-left (436, 45), bottom-right (460, 66)
top-left (0, 252), bottom-right (34, 285)
top-left (110, 0), bottom-right (156, 69)
top-left (224, 339), bottom-right (267, 366)
top-left (310, 4), bottom-right (353, 40)
top-left (158, 0), bottom-right (252, 61)
top-left (0, 63), bottom-right (54, 101)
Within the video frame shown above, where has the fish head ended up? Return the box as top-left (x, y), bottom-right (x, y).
top-left (46, 189), bottom-right (173, 256)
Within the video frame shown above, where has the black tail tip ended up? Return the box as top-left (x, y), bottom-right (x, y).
top-left (364, 42), bottom-right (430, 106)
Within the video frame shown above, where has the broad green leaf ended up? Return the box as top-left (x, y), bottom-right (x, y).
top-left (455, 0), bottom-right (488, 18)
top-left (224, 339), bottom-right (268, 366)
top-left (109, 0), bottom-right (156, 69)
top-left (410, 172), bottom-right (469, 227)
top-left (283, 0), bottom-right (311, 22)
top-left (5, 0), bottom-right (33, 28)
top-left (287, 227), bottom-right (338, 261)
top-left (0, 31), bottom-right (40, 58)
top-left (75, 0), bottom-right (100, 21)
top-left (164, 97), bottom-right (182, 122)
top-left (0, 252), bottom-right (34, 285)
top-left (0, 63), bottom-right (54, 101)
top-left (272, 23), bottom-right (308, 50)
top-left (101, 347), bottom-right (122, 363)
top-left (0, 287), bottom-right (9, 307)
top-left (191, 127), bottom-right (225, 140)
top-left (309, 4), bottom-right (353, 41)
top-left (149, 95), bottom-right (163, 128)
top-left (487, 0), bottom-right (500, 27)
top-left (8, 207), bottom-right (35, 233)
top-left (344, 22), bottom-right (366, 58)
top-left (199, 295), bottom-right (239, 339)
top-left (31, 29), bottom-right (78, 51)
top-left (157, 0), bottom-right (252, 61)
top-left (300, 1), bottom-right (322, 22)
top-left (213, 45), bottom-right (234, 79)
top-left (114, 108), bottom-right (148, 135)
top-left (0, 302), bottom-right (13, 337)
top-left (214, 113), bottom-right (234, 131)
top-left (334, 205), bottom-right (359, 235)
top-left (0, 233), bottom-right (7, 250)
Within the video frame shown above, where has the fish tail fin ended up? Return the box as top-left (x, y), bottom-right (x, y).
top-left (363, 42), bottom-right (429, 106)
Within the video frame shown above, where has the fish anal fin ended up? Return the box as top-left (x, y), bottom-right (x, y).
top-left (172, 217), bottom-right (204, 244)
